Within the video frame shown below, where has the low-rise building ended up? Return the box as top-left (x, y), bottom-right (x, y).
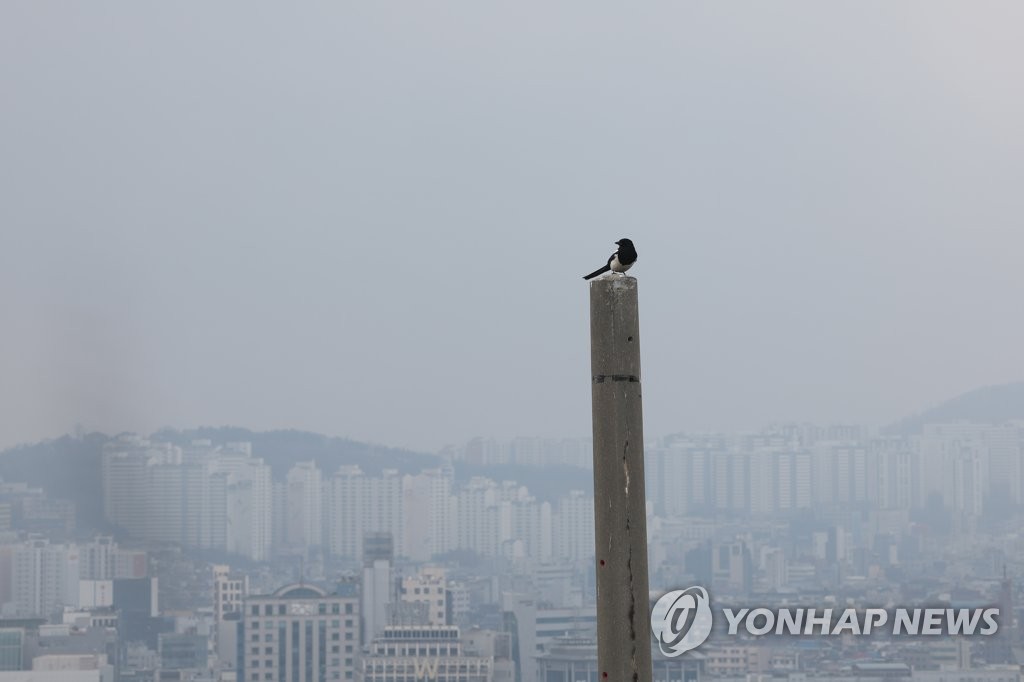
top-left (357, 626), bottom-right (495, 682)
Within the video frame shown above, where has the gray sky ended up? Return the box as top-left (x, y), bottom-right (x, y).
top-left (2, 2), bottom-right (1023, 452)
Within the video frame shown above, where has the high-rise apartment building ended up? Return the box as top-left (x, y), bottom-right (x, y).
top-left (324, 467), bottom-right (403, 561)
top-left (552, 491), bottom-right (593, 562)
top-left (402, 468), bottom-right (454, 562)
top-left (285, 462), bottom-right (323, 551)
top-left (9, 538), bottom-right (80, 618)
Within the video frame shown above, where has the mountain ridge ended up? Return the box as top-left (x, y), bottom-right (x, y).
top-left (884, 381), bottom-right (1024, 435)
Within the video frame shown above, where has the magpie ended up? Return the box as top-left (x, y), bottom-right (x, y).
top-left (582, 238), bottom-right (638, 280)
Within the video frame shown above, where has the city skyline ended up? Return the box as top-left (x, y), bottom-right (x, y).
top-left (3, 2), bottom-right (1024, 681)
top-left (3, 413), bottom-right (1024, 681)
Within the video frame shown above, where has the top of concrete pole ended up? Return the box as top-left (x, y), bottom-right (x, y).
top-left (589, 275), bottom-right (641, 381)
top-left (589, 272), bottom-right (638, 291)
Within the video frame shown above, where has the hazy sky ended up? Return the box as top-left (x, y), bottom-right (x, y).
top-left (2, 2), bottom-right (1023, 452)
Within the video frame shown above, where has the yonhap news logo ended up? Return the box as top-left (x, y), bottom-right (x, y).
top-left (652, 586), bottom-right (1000, 656)
top-left (651, 586), bottom-right (714, 657)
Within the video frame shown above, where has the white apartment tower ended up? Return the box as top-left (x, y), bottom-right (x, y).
top-left (211, 446), bottom-right (273, 562)
top-left (402, 468), bottom-right (454, 562)
top-left (286, 461), bottom-right (323, 551)
top-left (324, 467), bottom-right (404, 561)
top-left (10, 538), bottom-right (80, 618)
top-left (552, 491), bottom-right (593, 562)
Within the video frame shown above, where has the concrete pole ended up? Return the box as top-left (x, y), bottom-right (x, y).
top-left (589, 275), bottom-right (652, 682)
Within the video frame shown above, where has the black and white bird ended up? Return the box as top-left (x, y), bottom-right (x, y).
top-left (582, 238), bottom-right (638, 280)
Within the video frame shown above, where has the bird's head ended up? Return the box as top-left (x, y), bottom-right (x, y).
top-left (616, 238), bottom-right (634, 248)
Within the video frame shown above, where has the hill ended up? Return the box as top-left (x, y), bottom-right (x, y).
top-left (884, 382), bottom-right (1024, 435)
top-left (150, 426), bottom-right (439, 478)
top-left (0, 432), bottom-right (109, 530)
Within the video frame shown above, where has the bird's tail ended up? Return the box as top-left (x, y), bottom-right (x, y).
top-left (583, 265), bottom-right (611, 280)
